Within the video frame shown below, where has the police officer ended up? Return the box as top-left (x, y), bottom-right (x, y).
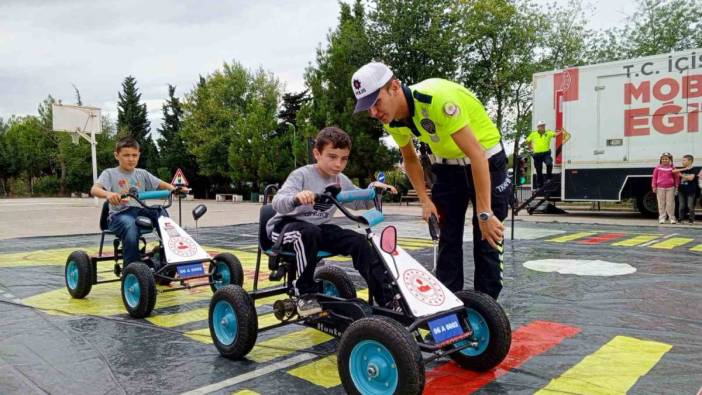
top-left (525, 121), bottom-right (560, 188)
top-left (351, 62), bottom-right (509, 300)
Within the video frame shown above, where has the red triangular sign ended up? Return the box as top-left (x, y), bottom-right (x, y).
top-left (171, 168), bottom-right (189, 186)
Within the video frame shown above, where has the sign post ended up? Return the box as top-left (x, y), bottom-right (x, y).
top-left (171, 168), bottom-right (189, 226)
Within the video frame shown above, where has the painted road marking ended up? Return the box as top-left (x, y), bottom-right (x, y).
top-left (576, 232), bottom-right (626, 245)
top-left (232, 390), bottom-right (260, 395)
top-left (535, 335), bottom-right (672, 394)
top-left (423, 321), bottom-right (581, 395)
top-left (180, 352), bottom-right (318, 395)
top-left (649, 237), bottom-right (695, 249)
top-left (187, 325), bottom-right (333, 363)
top-left (287, 355), bottom-right (339, 388)
top-left (612, 234), bottom-right (660, 247)
top-left (547, 232), bottom-right (597, 243)
top-left (690, 243), bottom-right (702, 252)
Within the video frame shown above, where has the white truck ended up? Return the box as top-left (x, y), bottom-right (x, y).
top-left (531, 48), bottom-right (702, 216)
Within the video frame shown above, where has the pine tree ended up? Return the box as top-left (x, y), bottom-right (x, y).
top-left (117, 76), bottom-right (158, 171)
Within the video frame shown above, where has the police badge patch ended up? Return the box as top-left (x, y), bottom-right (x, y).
top-left (444, 102), bottom-right (459, 116)
top-left (420, 118), bottom-right (436, 134)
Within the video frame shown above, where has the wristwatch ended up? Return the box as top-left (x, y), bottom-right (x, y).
top-left (478, 211), bottom-right (493, 222)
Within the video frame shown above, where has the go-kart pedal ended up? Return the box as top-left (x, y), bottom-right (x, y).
top-left (296, 295), bottom-right (323, 318)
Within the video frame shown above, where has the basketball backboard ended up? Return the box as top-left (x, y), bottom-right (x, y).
top-left (52, 104), bottom-right (101, 135)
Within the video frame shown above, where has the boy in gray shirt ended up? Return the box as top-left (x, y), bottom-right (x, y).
top-left (91, 137), bottom-right (178, 266)
top-left (268, 127), bottom-right (396, 316)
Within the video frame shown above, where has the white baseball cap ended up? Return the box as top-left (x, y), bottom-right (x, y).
top-left (537, 120), bottom-right (546, 126)
top-left (351, 62), bottom-right (394, 113)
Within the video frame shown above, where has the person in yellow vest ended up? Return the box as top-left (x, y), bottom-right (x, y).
top-left (351, 62), bottom-right (509, 300)
top-left (525, 121), bottom-right (561, 188)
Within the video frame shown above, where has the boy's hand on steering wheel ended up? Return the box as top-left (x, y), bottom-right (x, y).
top-left (106, 191), bottom-right (125, 205)
top-left (371, 181), bottom-right (397, 194)
top-left (295, 190), bottom-right (316, 205)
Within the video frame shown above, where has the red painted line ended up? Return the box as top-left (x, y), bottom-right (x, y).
top-left (423, 320), bottom-right (581, 395)
top-left (576, 232), bottom-right (626, 245)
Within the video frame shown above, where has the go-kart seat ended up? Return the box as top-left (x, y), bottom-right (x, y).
top-left (98, 201), bottom-right (151, 257)
top-left (258, 204), bottom-right (333, 260)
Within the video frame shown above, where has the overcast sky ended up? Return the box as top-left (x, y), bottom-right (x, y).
top-left (0, 0), bottom-right (638, 132)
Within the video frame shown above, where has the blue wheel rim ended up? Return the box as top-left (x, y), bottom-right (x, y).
top-left (213, 261), bottom-right (231, 290)
top-left (66, 261), bottom-right (79, 289)
top-left (455, 308), bottom-right (490, 356)
top-left (349, 340), bottom-right (398, 394)
top-left (322, 280), bottom-right (339, 297)
top-left (212, 299), bottom-right (238, 345)
top-left (123, 273), bottom-right (141, 308)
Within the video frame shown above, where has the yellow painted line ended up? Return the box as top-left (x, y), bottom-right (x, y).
top-left (649, 237), bottom-right (694, 249)
top-left (148, 308), bottom-right (208, 327)
top-left (546, 232), bottom-right (597, 243)
top-left (611, 234), bottom-right (660, 247)
top-left (287, 355), bottom-right (340, 388)
top-left (232, 390), bottom-right (259, 395)
top-left (536, 335), bottom-right (672, 395)
top-left (689, 243), bottom-right (702, 252)
top-left (248, 328), bottom-right (333, 363)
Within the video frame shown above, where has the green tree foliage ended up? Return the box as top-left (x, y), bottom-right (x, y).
top-left (180, 62), bottom-right (282, 194)
top-left (276, 90), bottom-right (309, 170)
top-left (367, 0), bottom-right (462, 83)
top-left (117, 75), bottom-right (159, 171)
top-left (156, 85), bottom-right (198, 186)
top-left (304, 1), bottom-right (394, 186)
top-left (3, 116), bottom-right (52, 194)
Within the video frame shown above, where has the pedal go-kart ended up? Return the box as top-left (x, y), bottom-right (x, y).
top-left (208, 184), bottom-right (511, 394)
top-left (64, 188), bottom-right (243, 318)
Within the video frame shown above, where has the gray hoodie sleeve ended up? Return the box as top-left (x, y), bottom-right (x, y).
top-left (272, 168), bottom-right (305, 214)
top-left (340, 174), bottom-right (374, 210)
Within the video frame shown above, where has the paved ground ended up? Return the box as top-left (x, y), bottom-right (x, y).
top-left (0, 199), bottom-right (701, 394)
top-left (1, 197), bottom-right (699, 240)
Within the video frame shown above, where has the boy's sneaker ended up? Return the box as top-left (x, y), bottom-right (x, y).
top-left (689, 220), bottom-right (695, 225)
top-left (670, 220), bottom-right (677, 224)
top-left (384, 299), bottom-right (403, 313)
top-left (296, 295), bottom-right (322, 317)
top-left (658, 219), bottom-right (665, 224)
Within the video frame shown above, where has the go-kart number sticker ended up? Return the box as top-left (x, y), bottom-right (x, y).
top-left (402, 269), bottom-right (445, 306)
top-left (168, 237), bottom-right (197, 257)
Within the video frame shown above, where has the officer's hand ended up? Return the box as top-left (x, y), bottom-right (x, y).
top-left (421, 199), bottom-right (439, 222)
top-left (480, 215), bottom-right (504, 250)
top-left (295, 190), bottom-right (316, 205)
top-left (106, 192), bottom-right (124, 205)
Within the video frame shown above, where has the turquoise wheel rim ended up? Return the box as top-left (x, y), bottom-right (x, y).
top-left (66, 261), bottom-right (79, 289)
top-left (322, 280), bottom-right (339, 297)
top-left (349, 339), bottom-right (398, 394)
top-left (456, 308), bottom-right (490, 356)
top-left (123, 273), bottom-right (141, 308)
top-left (213, 261), bottom-right (231, 290)
top-left (212, 299), bottom-right (238, 345)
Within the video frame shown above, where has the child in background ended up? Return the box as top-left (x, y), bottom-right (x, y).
top-left (674, 154), bottom-right (698, 224)
top-left (651, 152), bottom-right (679, 224)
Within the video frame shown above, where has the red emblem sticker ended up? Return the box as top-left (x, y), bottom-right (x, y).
top-left (168, 237), bottom-right (197, 257)
top-left (403, 269), bottom-right (445, 306)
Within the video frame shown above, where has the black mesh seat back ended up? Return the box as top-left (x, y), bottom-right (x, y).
top-left (259, 205), bottom-right (276, 251)
top-left (99, 201), bottom-right (110, 231)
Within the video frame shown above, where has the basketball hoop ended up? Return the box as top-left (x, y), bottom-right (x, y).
top-left (71, 132), bottom-right (80, 145)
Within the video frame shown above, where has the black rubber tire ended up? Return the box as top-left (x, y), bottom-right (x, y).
top-left (338, 316), bottom-right (424, 395)
top-left (208, 285), bottom-right (258, 359)
top-left (151, 246), bottom-right (174, 286)
top-left (209, 253), bottom-right (244, 293)
top-left (448, 290), bottom-right (511, 371)
top-left (314, 265), bottom-right (357, 299)
top-left (635, 191), bottom-right (658, 218)
top-left (65, 251), bottom-right (93, 298)
top-left (121, 262), bottom-right (157, 318)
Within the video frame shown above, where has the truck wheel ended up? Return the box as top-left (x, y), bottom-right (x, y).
top-left (210, 253), bottom-right (244, 292)
top-left (338, 316), bottom-right (424, 395)
top-left (448, 290), bottom-right (511, 371)
top-left (635, 191), bottom-right (658, 217)
top-left (314, 265), bottom-right (357, 299)
top-left (65, 251), bottom-right (93, 298)
top-left (209, 285), bottom-right (258, 359)
top-left (121, 262), bottom-right (156, 318)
